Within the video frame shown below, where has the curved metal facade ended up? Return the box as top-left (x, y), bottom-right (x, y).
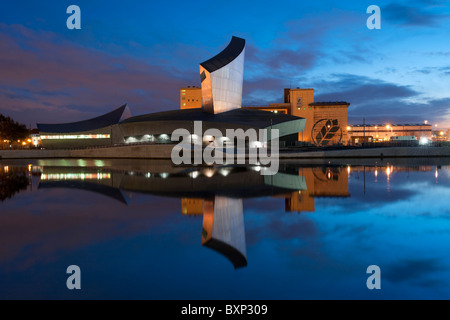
top-left (37, 104), bottom-right (129, 149)
top-left (200, 36), bottom-right (245, 114)
top-left (37, 104), bottom-right (129, 133)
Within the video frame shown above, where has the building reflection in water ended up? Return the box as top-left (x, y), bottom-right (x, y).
top-left (202, 196), bottom-right (246, 269)
top-left (3, 159), bottom-right (445, 269)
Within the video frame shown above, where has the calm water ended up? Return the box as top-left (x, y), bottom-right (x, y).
top-left (1, 158), bottom-right (450, 300)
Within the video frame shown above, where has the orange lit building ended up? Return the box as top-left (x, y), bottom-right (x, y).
top-left (180, 87), bottom-right (350, 145)
top-left (285, 166), bottom-right (350, 213)
top-left (181, 198), bottom-right (204, 215)
top-left (180, 86), bottom-right (202, 109)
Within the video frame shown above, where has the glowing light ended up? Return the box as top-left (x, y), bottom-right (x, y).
top-left (250, 141), bottom-right (263, 148)
top-left (424, 120), bottom-right (428, 124)
top-left (419, 137), bottom-right (429, 145)
top-left (41, 134), bottom-right (110, 140)
top-left (28, 164), bottom-right (32, 172)
top-left (346, 126), bottom-right (351, 131)
top-left (347, 165), bottom-right (351, 175)
top-left (145, 172), bottom-right (151, 178)
top-left (219, 168), bottom-right (231, 177)
top-left (435, 169), bottom-right (439, 179)
top-left (375, 169), bottom-right (378, 177)
top-left (440, 131), bottom-right (444, 136)
top-left (4, 166), bottom-right (9, 173)
top-left (160, 172), bottom-right (169, 179)
top-left (189, 171), bottom-right (199, 179)
top-left (40, 173), bottom-right (111, 181)
top-left (252, 166), bottom-right (262, 172)
top-left (203, 168), bottom-right (215, 178)
top-left (94, 160), bottom-right (105, 167)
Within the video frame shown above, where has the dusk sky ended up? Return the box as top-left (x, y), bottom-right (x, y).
top-left (1, 0), bottom-right (450, 128)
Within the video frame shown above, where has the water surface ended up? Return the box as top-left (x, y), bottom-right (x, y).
top-left (1, 158), bottom-right (449, 299)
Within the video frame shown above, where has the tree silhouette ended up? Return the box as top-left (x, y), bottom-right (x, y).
top-left (0, 114), bottom-right (30, 146)
top-left (0, 167), bottom-right (30, 202)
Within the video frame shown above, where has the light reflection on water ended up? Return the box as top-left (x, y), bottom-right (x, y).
top-left (0, 158), bottom-right (449, 299)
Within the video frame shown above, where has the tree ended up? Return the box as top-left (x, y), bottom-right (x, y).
top-left (0, 167), bottom-right (30, 201)
top-left (0, 114), bottom-right (29, 144)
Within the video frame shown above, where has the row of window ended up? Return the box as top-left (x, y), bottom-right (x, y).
top-left (181, 98), bottom-right (200, 102)
top-left (40, 134), bottom-right (111, 140)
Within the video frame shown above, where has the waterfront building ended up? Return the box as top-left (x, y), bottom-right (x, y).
top-left (37, 37), bottom-right (306, 149)
top-left (347, 123), bottom-right (432, 144)
top-left (182, 87), bottom-right (350, 145)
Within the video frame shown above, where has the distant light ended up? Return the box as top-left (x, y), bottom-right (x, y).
top-left (250, 141), bottom-right (263, 148)
top-left (189, 171), bottom-right (199, 179)
top-left (145, 172), bottom-right (151, 178)
top-left (219, 168), bottom-right (231, 177)
top-left (424, 120), bottom-right (428, 124)
top-left (160, 172), bottom-right (169, 179)
top-left (435, 169), bottom-right (439, 179)
top-left (386, 125), bottom-right (390, 130)
top-left (203, 168), bottom-right (215, 178)
top-left (252, 166), bottom-right (262, 172)
top-left (440, 131), bottom-right (444, 136)
top-left (435, 124), bottom-right (438, 128)
top-left (346, 126), bottom-right (351, 131)
top-left (419, 137), bottom-right (429, 145)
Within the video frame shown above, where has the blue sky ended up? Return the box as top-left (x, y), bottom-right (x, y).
top-left (0, 0), bottom-right (449, 128)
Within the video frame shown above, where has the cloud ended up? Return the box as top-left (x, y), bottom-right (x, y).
top-left (383, 2), bottom-right (450, 27)
top-left (310, 73), bottom-right (450, 125)
top-left (0, 24), bottom-right (192, 126)
top-left (383, 258), bottom-right (445, 287)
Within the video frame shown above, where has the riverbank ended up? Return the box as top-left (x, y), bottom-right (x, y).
top-left (0, 145), bottom-right (449, 160)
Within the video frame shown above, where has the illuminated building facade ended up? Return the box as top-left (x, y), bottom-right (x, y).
top-left (37, 104), bottom-right (131, 149)
top-left (347, 123), bottom-right (432, 144)
top-left (180, 86), bottom-right (201, 109)
top-left (181, 87), bottom-right (349, 145)
top-left (38, 36), bottom-right (305, 149)
top-left (284, 166), bottom-right (350, 213)
top-left (199, 36), bottom-right (245, 114)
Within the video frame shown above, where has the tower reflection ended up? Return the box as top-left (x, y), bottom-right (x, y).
top-left (202, 196), bottom-right (247, 269)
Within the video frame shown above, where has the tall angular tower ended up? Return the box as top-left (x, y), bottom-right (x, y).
top-left (199, 36), bottom-right (246, 114)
